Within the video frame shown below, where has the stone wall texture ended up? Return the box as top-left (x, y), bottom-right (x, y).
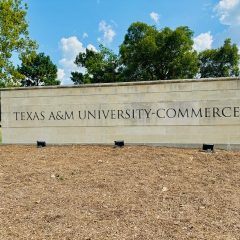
top-left (1, 78), bottom-right (240, 149)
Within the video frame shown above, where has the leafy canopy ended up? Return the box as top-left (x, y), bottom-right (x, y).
top-left (18, 52), bottom-right (60, 86)
top-left (71, 45), bottom-right (121, 84)
top-left (71, 22), bottom-right (239, 84)
top-left (119, 22), bottom-right (199, 81)
top-left (199, 38), bottom-right (239, 78)
top-left (0, 0), bottom-right (37, 87)
top-left (71, 23), bottom-right (199, 84)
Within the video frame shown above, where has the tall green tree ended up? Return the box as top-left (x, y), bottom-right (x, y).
top-left (0, 0), bottom-right (37, 87)
top-left (119, 22), bottom-right (199, 81)
top-left (199, 39), bottom-right (239, 78)
top-left (70, 71), bottom-right (84, 85)
top-left (71, 45), bottom-right (122, 84)
top-left (18, 52), bottom-right (60, 86)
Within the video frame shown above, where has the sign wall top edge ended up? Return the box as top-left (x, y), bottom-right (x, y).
top-left (0, 77), bottom-right (239, 92)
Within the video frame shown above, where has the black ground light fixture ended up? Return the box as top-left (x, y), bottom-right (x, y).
top-left (37, 141), bottom-right (46, 148)
top-left (202, 144), bottom-right (214, 152)
top-left (114, 140), bottom-right (124, 147)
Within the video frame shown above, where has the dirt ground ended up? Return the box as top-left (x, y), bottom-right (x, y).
top-left (0, 145), bottom-right (240, 240)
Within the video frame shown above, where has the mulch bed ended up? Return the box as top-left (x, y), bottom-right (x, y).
top-left (0, 145), bottom-right (240, 239)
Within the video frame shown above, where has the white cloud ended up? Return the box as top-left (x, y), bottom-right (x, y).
top-left (58, 36), bottom-right (96, 85)
top-left (87, 44), bottom-right (97, 52)
top-left (57, 68), bottom-right (65, 82)
top-left (150, 12), bottom-right (160, 24)
top-left (215, 0), bottom-right (240, 25)
top-left (217, 0), bottom-right (239, 10)
top-left (98, 20), bottom-right (116, 45)
top-left (193, 32), bottom-right (213, 52)
top-left (82, 32), bottom-right (88, 39)
top-left (60, 36), bottom-right (85, 61)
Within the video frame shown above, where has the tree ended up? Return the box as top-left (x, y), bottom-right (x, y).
top-left (71, 22), bottom-right (240, 84)
top-left (199, 39), bottom-right (239, 78)
top-left (0, 0), bottom-right (37, 87)
top-left (71, 45), bottom-right (122, 84)
top-left (18, 52), bottom-right (60, 86)
top-left (70, 72), bottom-right (84, 85)
top-left (119, 22), bottom-right (199, 81)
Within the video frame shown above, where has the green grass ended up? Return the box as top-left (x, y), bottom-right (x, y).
top-left (0, 128), bottom-right (2, 144)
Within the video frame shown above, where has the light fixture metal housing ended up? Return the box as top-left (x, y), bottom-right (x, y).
top-left (202, 144), bottom-right (214, 152)
top-left (114, 140), bottom-right (124, 147)
top-left (37, 141), bottom-right (46, 148)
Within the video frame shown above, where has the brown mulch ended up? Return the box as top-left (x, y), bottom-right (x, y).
top-left (0, 145), bottom-right (240, 240)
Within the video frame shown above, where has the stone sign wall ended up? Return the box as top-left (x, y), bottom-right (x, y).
top-left (1, 77), bottom-right (240, 149)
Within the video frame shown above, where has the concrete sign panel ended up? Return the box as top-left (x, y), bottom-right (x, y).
top-left (1, 78), bottom-right (240, 149)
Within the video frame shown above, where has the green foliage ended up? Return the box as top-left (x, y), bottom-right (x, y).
top-left (71, 72), bottom-right (84, 85)
top-left (71, 45), bottom-right (122, 84)
top-left (199, 39), bottom-right (239, 78)
top-left (71, 22), bottom-right (240, 84)
top-left (18, 52), bottom-right (60, 86)
top-left (119, 22), bottom-right (199, 81)
top-left (0, 0), bottom-right (37, 87)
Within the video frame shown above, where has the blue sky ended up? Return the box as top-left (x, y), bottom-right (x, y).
top-left (26, 0), bottom-right (240, 84)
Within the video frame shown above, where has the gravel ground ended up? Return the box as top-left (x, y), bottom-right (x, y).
top-left (0, 145), bottom-right (240, 240)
